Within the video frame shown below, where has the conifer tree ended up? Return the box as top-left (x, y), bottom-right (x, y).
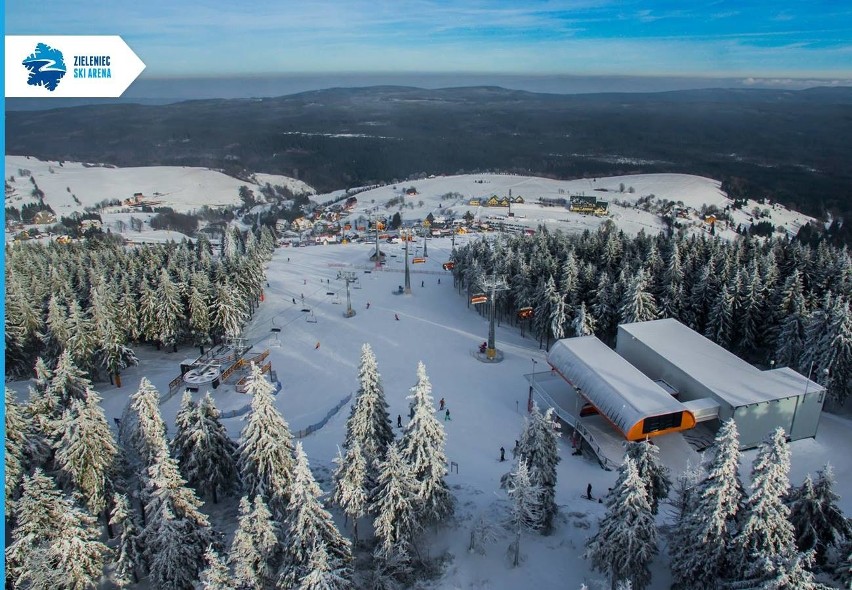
top-left (788, 466), bottom-right (852, 567)
top-left (571, 301), bottom-right (597, 337)
top-left (298, 544), bottom-right (354, 590)
top-left (516, 404), bottom-right (560, 533)
top-left (53, 388), bottom-right (119, 518)
top-left (7, 469), bottom-right (110, 589)
top-left (5, 388), bottom-right (49, 507)
top-left (237, 362), bottom-right (295, 519)
top-left (400, 361), bottom-right (453, 526)
top-left (371, 443), bottom-right (421, 565)
top-left (670, 419), bottom-right (743, 589)
top-left (110, 493), bottom-right (145, 587)
top-left (200, 546), bottom-right (235, 590)
top-left (211, 281), bottom-right (246, 340)
top-left (229, 495), bottom-right (279, 589)
top-left (344, 343), bottom-right (394, 490)
top-left (189, 272), bottom-right (213, 353)
top-left (586, 457), bottom-right (658, 590)
top-left (731, 428), bottom-right (798, 585)
top-left (49, 349), bottom-right (93, 407)
top-left (279, 443), bottom-right (353, 588)
top-left (144, 448), bottom-right (215, 589)
top-left (128, 377), bottom-right (169, 464)
top-left (619, 268), bottom-right (658, 325)
top-left (171, 390), bottom-right (197, 467)
top-left (181, 392), bottom-right (239, 504)
top-left (624, 441), bottom-right (671, 515)
top-left (507, 461), bottom-right (542, 568)
top-left (332, 441), bottom-right (368, 542)
top-left (705, 282), bottom-right (734, 348)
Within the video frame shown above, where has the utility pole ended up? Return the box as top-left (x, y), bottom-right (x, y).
top-left (337, 271), bottom-right (358, 318)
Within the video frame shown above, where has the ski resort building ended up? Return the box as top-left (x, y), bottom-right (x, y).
top-left (616, 318), bottom-right (825, 448)
top-left (546, 336), bottom-right (697, 441)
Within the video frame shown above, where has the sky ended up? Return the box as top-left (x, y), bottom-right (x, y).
top-left (5, 0), bottom-right (852, 94)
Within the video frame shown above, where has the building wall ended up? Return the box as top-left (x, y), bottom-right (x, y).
top-left (617, 326), bottom-right (824, 448)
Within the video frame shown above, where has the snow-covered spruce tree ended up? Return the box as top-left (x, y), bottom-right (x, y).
top-left (148, 504), bottom-right (207, 590)
top-left (6, 469), bottom-right (111, 589)
top-left (298, 544), bottom-right (354, 590)
top-left (200, 545), bottom-right (236, 590)
top-left (49, 348), bottom-right (93, 408)
top-left (823, 297), bottom-right (852, 406)
top-left (516, 403), bottom-right (560, 533)
top-left (42, 293), bottom-right (70, 363)
top-left (53, 388), bottom-right (119, 519)
top-left (332, 440), bottom-right (369, 543)
top-left (789, 466), bottom-right (852, 568)
top-left (730, 428), bottom-right (800, 586)
top-left (237, 362), bottom-right (295, 519)
top-left (128, 377), bottom-right (169, 464)
top-left (836, 542), bottom-right (852, 589)
top-left (624, 440), bottom-right (671, 515)
top-left (619, 268), bottom-right (658, 325)
top-left (189, 271), bottom-right (213, 354)
top-left (171, 390), bottom-right (198, 468)
top-left (110, 492), bottom-right (145, 587)
top-left (156, 267), bottom-right (186, 352)
top-left (143, 448), bottom-right (216, 590)
top-left (344, 343), bottom-right (394, 490)
top-left (586, 457), bottom-right (658, 590)
top-left (66, 298), bottom-right (98, 374)
top-left (705, 281), bottom-right (735, 349)
top-left (571, 301), bottom-right (597, 337)
top-left (5, 387), bottom-right (50, 508)
top-left (229, 495), bottom-right (279, 589)
top-left (181, 392), bottom-right (239, 504)
top-left (400, 361), bottom-right (454, 526)
top-left (507, 461), bottom-right (543, 568)
top-left (670, 418), bottom-right (744, 590)
top-left (279, 443), bottom-right (353, 588)
top-left (371, 442), bottom-right (421, 567)
top-left (211, 280), bottom-right (247, 341)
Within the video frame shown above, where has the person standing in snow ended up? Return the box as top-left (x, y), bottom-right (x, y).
top-left (500, 447), bottom-right (505, 462)
top-left (586, 483), bottom-right (593, 500)
top-left (397, 414), bottom-right (402, 428)
top-left (421, 280), bottom-right (424, 287)
top-left (445, 409), bottom-right (451, 421)
top-left (315, 342), bottom-right (320, 350)
top-left (366, 302), bottom-right (370, 309)
top-left (439, 398), bottom-right (445, 411)
top-left (395, 313), bottom-right (400, 321)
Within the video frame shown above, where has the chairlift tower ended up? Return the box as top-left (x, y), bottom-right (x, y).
top-left (479, 274), bottom-right (509, 359)
top-left (337, 271), bottom-right (358, 318)
top-left (422, 220), bottom-right (430, 257)
top-left (401, 227), bottom-right (413, 294)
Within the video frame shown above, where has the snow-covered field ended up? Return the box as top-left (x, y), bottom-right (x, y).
top-left (323, 172), bottom-right (816, 240)
top-left (4, 155), bottom-right (314, 216)
top-left (19, 236), bottom-right (848, 589)
top-left (5, 156), bottom-right (817, 247)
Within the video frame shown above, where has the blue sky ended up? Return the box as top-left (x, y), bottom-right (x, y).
top-left (6, 1), bottom-right (852, 81)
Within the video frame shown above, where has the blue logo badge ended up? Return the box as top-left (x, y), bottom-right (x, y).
top-left (22, 42), bottom-right (67, 91)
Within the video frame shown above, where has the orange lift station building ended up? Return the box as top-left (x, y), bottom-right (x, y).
top-left (547, 335), bottom-right (698, 441)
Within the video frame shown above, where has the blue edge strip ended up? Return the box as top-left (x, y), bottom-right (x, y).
top-left (2, 26), bottom-right (8, 575)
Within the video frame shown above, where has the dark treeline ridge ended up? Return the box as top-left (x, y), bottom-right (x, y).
top-left (449, 223), bottom-right (851, 405)
top-left (7, 86), bottom-right (852, 240)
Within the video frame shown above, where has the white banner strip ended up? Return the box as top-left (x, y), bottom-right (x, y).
top-left (5, 36), bottom-right (146, 98)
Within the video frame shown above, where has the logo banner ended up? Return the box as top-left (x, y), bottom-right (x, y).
top-left (5, 36), bottom-right (146, 98)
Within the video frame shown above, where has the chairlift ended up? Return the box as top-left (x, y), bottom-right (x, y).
top-left (517, 306), bottom-right (534, 319)
top-left (306, 310), bottom-right (318, 323)
top-left (442, 261), bottom-right (455, 270)
top-left (470, 293), bottom-right (488, 305)
top-left (413, 257), bottom-right (426, 264)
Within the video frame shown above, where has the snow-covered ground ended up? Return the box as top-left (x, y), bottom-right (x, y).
top-left (13, 236), bottom-right (848, 589)
top-left (5, 157), bottom-right (816, 247)
top-left (324, 172), bottom-right (815, 240)
top-left (4, 155), bottom-right (314, 216)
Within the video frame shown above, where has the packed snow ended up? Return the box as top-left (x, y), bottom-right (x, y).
top-left (4, 155), bottom-right (314, 216)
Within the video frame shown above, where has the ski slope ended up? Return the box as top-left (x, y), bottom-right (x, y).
top-left (72, 237), bottom-right (852, 590)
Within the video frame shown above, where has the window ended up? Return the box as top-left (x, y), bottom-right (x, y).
top-left (642, 412), bottom-right (683, 434)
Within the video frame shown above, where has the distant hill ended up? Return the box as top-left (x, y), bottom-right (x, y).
top-left (6, 85), bottom-right (852, 227)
